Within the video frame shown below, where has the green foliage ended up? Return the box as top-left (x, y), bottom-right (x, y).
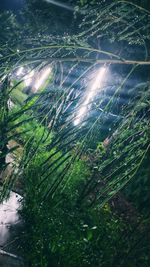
top-left (124, 152), bottom-right (150, 215)
top-left (20, 158), bottom-right (150, 267)
top-left (0, 77), bottom-right (10, 170)
top-left (0, 1), bottom-right (150, 266)
top-left (20, 164), bottom-right (125, 267)
top-left (62, 158), bottom-right (90, 203)
top-left (10, 87), bottom-right (27, 106)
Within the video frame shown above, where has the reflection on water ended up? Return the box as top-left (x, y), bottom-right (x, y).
top-left (0, 192), bottom-right (22, 246)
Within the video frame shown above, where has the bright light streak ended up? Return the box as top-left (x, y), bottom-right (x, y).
top-left (16, 66), bottom-right (24, 76)
top-left (45, 0), bottom-right (73, 11)
top-left (74, 106), bottom-right (87, 126)
top-left (24, 70), bottom-right (35, 86)
top-left (7, 99), bottom-right (14, 110)
top-left (0, 75), bottom-right (6, 83)
top-left (34, 67), bottom-right (51, 92)
top-left (74, 66), bottom-right (107, 126)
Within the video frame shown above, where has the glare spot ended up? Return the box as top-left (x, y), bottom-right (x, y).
top-left (24, 70), bottom-right (35, 86)
top-left (33, 67), bottom-right (51, 92)
top-left (0, 75), bottom-right (7, 83)
top-left (74, 66), bottom-right (107, 125)
top-left (74, 106), bottom-right (87, 126)
top-left (16, 66), bottom-right (24, 76)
